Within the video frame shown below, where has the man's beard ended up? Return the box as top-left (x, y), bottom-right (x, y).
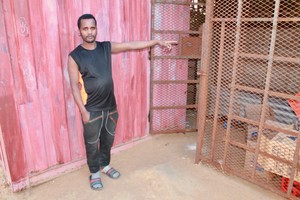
top-left (83, 35), bottom-right (96, 43)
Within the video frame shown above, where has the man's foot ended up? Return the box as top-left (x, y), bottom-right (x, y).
top-left (101, 166), bottom-right (121, 179)
top-left (89, 172), bottom-right (103, 190)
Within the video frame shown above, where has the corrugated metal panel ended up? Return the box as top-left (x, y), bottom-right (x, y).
top-left (0, 0), bottom-right (151, 191)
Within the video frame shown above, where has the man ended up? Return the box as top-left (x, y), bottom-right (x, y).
top-left (68, 13), bottom-right (177, 190)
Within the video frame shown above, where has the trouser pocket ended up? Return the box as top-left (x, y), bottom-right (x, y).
top-left (105, 109), bottom-right (119, 136)
top-left (83, 111), bottom-right (103, 144)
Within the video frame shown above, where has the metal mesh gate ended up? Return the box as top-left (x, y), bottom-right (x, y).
top-left (196, 0), bottom-right (300, 199)
top-left (150, 0), bottom-right (205, 134)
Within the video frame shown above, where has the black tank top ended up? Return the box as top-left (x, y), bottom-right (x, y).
top-left (69, 41), bottom-right (116, 111)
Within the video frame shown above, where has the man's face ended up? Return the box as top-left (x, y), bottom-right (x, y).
top-left (79, 19), bottom-right (97, 43)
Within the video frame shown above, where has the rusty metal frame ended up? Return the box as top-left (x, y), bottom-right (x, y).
top-left (252, 0), bottom-right (281, 179)
top-left (150, 0), bottom-right (205, 134)
top-left (196, 0), bottom-right (300, 199)
top-left (222, 0), bottom-right (243, 168)
top-left (195, 0), bottom-right (214, 161)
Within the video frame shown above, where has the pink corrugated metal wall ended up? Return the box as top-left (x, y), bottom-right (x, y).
top-left (0, 0), bottom-right (151, 191)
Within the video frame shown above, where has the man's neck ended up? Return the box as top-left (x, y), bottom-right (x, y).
top-left (81, 42), bottom-right (97, 50)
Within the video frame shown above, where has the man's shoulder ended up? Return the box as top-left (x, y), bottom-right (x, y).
top-left (69, 45), bottom-right (82, 56)
top-left (97, 41), bottom-right (111, 46)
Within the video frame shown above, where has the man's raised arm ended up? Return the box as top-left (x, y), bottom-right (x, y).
top-left (111, 40), bottom-right (177, 53)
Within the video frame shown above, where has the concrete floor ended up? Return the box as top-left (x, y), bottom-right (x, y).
top-left (1, 132), bottom-right (284, 200)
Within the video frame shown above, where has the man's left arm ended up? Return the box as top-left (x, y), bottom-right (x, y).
top-left (111, 40), bottom-right (177, 53)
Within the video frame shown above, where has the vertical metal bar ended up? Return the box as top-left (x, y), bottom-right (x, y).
top-left (195, 0), bottom-right (214, 163)
top-left (252, 0), bottom-right (280, 179)
top-left (288, 131), bottom-right (300, 197)
top-left (223, 0), bottom-right (243, 163)
top-left (150, 0), bottom-right (155, 133)
top-left (211, 21), bottom-right (226, 162)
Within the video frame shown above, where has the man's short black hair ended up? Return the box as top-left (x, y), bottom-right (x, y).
top-left (77, 14), bottom-right (97, 29)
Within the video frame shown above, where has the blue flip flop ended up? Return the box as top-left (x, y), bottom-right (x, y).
top-left (101, 166), bottom-right (121, 179)
top-left (89, 175), bottom-right (103, 190)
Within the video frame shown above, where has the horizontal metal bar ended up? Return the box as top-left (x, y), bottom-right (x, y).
top-left (231, 114), bottom-right (299, 137)
top-left (152, 104), bottom-right (197, 110)
top-left (235, 84), bottom-right (300, 101)
top-left (152, 29), bottom-right (201, 35)
top-left (150, 129), bottom-right (197, 134)
top-left (263, 123), bottom-right (298, 137)
top-left (239, 53), bottom-right (300, 64)
top-left (234, 84), bottom-right (264, 94)
top-left (231, 114), bottom-right (260, 126)
top-left (268, 91), bottom-right (300, 101)
top-left (154, 0), bottom-right (205, 6)
top-left (213, 17), bottom-right (300, 22)
top-left (153, 80), bottom-right (199, 84)
top-left (227, 140), bottom-right (298, 169)
top-left (153, 56), bottom-right (201, 59)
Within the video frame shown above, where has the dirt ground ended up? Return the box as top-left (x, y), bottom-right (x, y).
top-left (0, 132), bottom-right (284, 200)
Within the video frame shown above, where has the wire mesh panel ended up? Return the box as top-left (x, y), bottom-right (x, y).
top-left (150, 0), bottom-right (205, 133)
top-left (197, 0), bottom-right (300, 198)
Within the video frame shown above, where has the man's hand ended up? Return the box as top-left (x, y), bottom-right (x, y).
top-left (157, 41), bottom-right (178, 52)
top-left (81, 110), bottom-right (90, 124)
